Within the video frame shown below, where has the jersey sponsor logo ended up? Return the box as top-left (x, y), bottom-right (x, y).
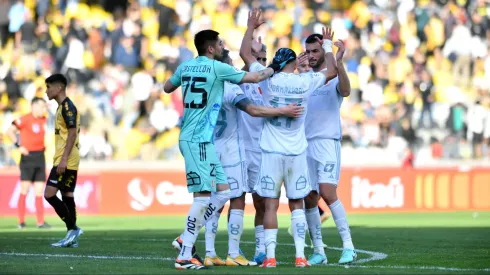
top-left (324, 162), bottom-right (337, 180)
top-left (351, 176), bottom-right (404, 209)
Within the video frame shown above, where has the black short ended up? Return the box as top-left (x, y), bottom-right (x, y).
top-left (46, 166), bottom-right (78, 193)
top-left (20, 151), bottom-right (46, 182)
top-left (473, 132), bottom-right (484, 145)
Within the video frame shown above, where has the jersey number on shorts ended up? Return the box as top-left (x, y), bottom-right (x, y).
top-left (215, 109), bottom-right (227, 138)
top-left (182, 76), bottom-right (208, 109)
top-left (269, 97), bottom-right (303, 128)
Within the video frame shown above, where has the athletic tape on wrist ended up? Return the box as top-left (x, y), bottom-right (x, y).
top-left (322, 40), bottom-right (333, 53)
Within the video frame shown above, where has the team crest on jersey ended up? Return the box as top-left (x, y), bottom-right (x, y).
top-left (324, 162), bottom-right (337, 179)
top-left (227, 177), bottom-right (238, 190)
top-left (32, 124), bottom-right (40, 133)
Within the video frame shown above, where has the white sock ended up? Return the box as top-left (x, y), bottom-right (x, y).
top-left (255, 225), bottom-right (265, 256)
top-left (329, 200), bottom-right (354, 250)
top-left (305, 207), bottom-right (325, 256)
top-left (204, 190), bottom-right (231, 223)
top-left (291, 209), bottom-right (307, 258)
top-left (178, 197), bottom-right (210, 260)
top-left (264, 228), bottom-right (278, 259)
top-left (228, 209), bottom-right (244, 258)
top-left (205, 211), bottom-right (221, 257)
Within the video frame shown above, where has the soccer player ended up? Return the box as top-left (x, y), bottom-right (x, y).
top-left (6, 97), bottom-right (51, 229)
top-left (239, 10), bottom-right (337, 268)
top-left (203, 49), bottom-right (303, 267)
top-left (237, 37), bottom-right (268, 265)
top-left (304, 34), bottom-right (356, 264)
top-left (44, 74), bottom-right (82, 248)
top-left (164, 29), bottom-right (282, 270)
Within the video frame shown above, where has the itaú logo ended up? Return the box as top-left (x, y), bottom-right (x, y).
top-left (127, 178), bottom-right (193, 211)
top-left (351, 176), bottom-right (404, 209)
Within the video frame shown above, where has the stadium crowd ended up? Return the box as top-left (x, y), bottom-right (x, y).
top-left (1, 0), bottom-right (490, 166)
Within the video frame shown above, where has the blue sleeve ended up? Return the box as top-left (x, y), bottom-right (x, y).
top-left (169, 64), bottom-right (183, 87)
top-left (214, 61), bottom-right (245, 84)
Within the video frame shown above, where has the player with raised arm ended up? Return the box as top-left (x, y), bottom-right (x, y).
top-left (203, 49), bottom-right (303, 267)
top-left (44, 74), bottom-right (82, 248)
top-left (304, 33), bottom-right (356, 264)
top-left (163, 29), bottom-right (278, 270)
top-left (6, 97), bottom-right (51, 230)
top-left (237, 35), bottom-right (269, 265)
top-left (240, 10), bottom-right (337, 268)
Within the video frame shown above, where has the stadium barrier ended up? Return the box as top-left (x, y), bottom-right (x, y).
top-left (1, 168), bottom-right (489, 216)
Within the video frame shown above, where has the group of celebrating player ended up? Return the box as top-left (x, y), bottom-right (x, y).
top-left (164, 10), bottom-right (356, 270)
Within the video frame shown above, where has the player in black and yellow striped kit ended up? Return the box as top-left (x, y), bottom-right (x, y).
top-left (44, 74), bottom-right (83, 248)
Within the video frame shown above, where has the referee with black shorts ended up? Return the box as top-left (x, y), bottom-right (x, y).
top-left (6, 97), bottom-right (51, 229)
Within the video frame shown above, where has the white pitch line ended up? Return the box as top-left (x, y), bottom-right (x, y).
top-left (0, 236), bottom-right (386, 264)
top-left (1, 252), bottom-right (489, 272)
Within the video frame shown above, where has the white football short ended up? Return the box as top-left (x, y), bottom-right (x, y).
top-left (245, 149), bottom-right (261, 194)
top-left (307, 139), bottom-right (341, 190)
top-left (223, 161), bottom-right (249, 199)
top-left (255, 151), bottom-right (311, 199)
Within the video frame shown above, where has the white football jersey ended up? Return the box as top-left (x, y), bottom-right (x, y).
top-left (250, 62), bottom-right (326, 155)
top-left (305, 73), bottom-right (343, 141)
top-left (238, 83), bottom-right (264, 152)
top-left (214, 82), bottom-right (247, 166)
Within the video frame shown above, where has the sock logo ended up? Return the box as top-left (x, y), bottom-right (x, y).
top-left (211, 222), bottom-right (218, 234)
top-left (314, 224), bottom-right (322, 240)
top-left (187, 216), bottom-right (197, 235)
top-left (229, 224), bottom-right (240, 235)
top-left (204, 203), bottom-right (216, 221)
top-left (295, 223), bottom-right (306, 239)
top-left (256, 237), bottom-right (260, 249)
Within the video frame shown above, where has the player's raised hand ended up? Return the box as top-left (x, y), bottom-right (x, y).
top-left (283, 102), bottom-right (304, 118)
top-left (251, 36), bottom-right (262, 53)
top-left (334, 39), bottom-right (346, 61)
top-left (247, 9), bottom-right (265, 29)
top-left (296, 52), bottom-right (310, 73)
top-left (315, 27), bottom-right (334, 44)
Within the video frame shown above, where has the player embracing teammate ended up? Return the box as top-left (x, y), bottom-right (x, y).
top-left (165, 9), bottom-right (356, 269)
top-left (240, 10), bottom-right (338, 268)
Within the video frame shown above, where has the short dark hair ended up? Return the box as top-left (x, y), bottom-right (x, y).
top-left (45, 74), bottom-right (67, 87)
top-left (305, 34), bottom-right (323, 44)
top-left (31, 97), bottom-right (46, 105)
top-left (194, 30), bottom-right (220, 55)
top-left (217, 49), bottom-right (230, 63)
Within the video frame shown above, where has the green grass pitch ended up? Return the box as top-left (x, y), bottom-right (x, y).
top-left (1, 212), bottom-right (489, 274)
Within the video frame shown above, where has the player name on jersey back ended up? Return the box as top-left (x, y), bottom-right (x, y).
top-left (305, 73), bottom-right (343, 141)
top-left (249, 62), bottom-right (326, 156)
top-left (169, 56), bottom-right (245, 143)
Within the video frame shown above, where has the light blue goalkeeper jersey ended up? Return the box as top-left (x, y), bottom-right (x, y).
top-left (169, 56), bottom-right (246, 143)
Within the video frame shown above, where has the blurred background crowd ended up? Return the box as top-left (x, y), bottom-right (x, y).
top-left (1, 0), bottom-right (490, 167)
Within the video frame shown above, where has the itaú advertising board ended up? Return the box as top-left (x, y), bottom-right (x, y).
top-left (1, 168), bottom-right (489, 216)
top-left (95, 168), bottom-right (490, 215)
